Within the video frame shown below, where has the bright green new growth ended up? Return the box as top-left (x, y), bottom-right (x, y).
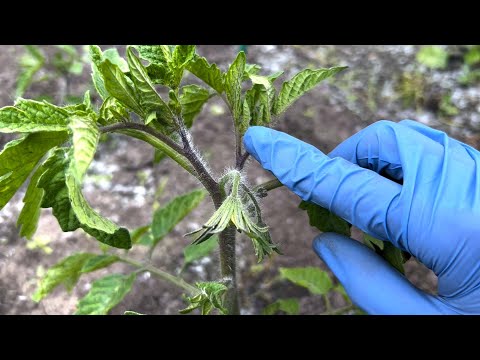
top-left (1, 45), bottom-right (351, 315)
top-left (180, 281), bottom-right (229, 315)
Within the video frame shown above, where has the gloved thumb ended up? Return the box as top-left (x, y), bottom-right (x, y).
top-left (313, 233), bottom-right (456, 315)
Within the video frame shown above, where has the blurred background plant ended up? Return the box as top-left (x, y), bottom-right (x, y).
top-left (16, 45), bottom-right (89, 103)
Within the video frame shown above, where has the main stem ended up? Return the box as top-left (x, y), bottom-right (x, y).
top-left (177, 116), bottom-right (239, 314)
top-left (218, 227), bottom-right (239, 314)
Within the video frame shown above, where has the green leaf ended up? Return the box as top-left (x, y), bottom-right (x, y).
top-left (273, 67), bottom-right (347, 115)
top-left (135, 45), bottom-right (171, 67)
top-left (180, 85), bottom-right (211, 128)
top-left (0, 99), bottom-right (70, 133)
top-left (145, 63), bottom-right (169, 85)
top-left (16, 45), bottom-right (46, 98)
top-left (243, 70), bottom-right (281, 127)
top-left (416, 46), bottom-right (448, 69)
top-left (16, 162), bottom-right (50, 239)
top-left (239, 99), bottom-right (250, 134)
top-left (299, 201), bottom-right (351, 237)
top-left (362, 233), bottom-right (407, 274)
top-left (382, 242), bottom-right (407, 274)
top-left (280, 267), bottom-right (333, 295)
top-left (180, 281), bottom-right (228, 315)
top-left (99, 59), bottom-right (143, 116)
top-left (183, 235), bottom-right (218, 267)
top-left (83, 90), bottom-right (92, 111)
top-left (65, 174), bottom-right (131, 249)
top-left (126, 47), bottom-right (173, 128)
top-left (135, 45), bottom-right (185, 87)
top-left (167, 90), bottom-right (182, 116)
top-left (262, 298), bottom-right (300, 315)
top-left (267, 71), bottom-right (284, 83)
top-left (37, 148), bottom-right (131, 249)
top-left (64, 116), bottom-right (129, 248)
top-left (80, 255), bottom-right (119, 273)
top-left (68, 115), bottom-right (99, 182)
top-left (145, 189), bottom-right (206, 247)
top-left (32, 253), bottom-right (97, 302)
top-left (137, 229), bottom-right (154, 246)
top-left (75, 273), bottom-right (136, 315)
top-left (38, 148), bottom-right (81, 231)
top-left (0, 131), bottom-right (67, 210)
top-left (243, 63), bottom-right (261, 80)
top-left (363, 233), bottom-right (384, 251)
top-left (130, 224), bottom-right (151, 244)
top-left (249, 74), bottom-right (271, 89)
top-left (103, 48), bottom-right (129, 72)
top-left (89, 45), bottom-right (109, 100)
top-left (99, 97), bottom-right (129, 124)
top-left (224, 52), bottom-right (246, 121)
top-left (247, 84), bottom-right (274, 126)
top-left (186, 55), bottom-right (224, 93)
top-left (171, 45), bottom-right (196, 87)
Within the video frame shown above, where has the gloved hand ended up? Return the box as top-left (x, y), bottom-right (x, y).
top-left (243, 120), bottom-right (480, 315)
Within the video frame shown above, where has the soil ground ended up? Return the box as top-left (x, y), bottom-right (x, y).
top-left (1, 45), bottom-right (478, 315)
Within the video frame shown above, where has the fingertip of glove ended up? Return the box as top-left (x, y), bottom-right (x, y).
top-left (312, 233), bottom-right (340, 258)
top-left (243, 126), bottom-right (273, 162)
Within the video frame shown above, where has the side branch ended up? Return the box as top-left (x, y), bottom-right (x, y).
top-left (252, 178), bottom-right (283, 196)
top-left (100, 122), bottom-right (185, 156)
top-left (176, 117), bottom-right (223, 208)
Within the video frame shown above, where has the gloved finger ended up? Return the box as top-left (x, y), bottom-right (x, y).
top-left (328, 121), bottom-right (406, 182)
top-left (313, 233), bottom-right (457, 315)
top-left (243, 126), bottom-right (404, 244)
top-left (399, 119), bottom-right (480, 159)
top-left (329, 120), bottom-right (457, 185)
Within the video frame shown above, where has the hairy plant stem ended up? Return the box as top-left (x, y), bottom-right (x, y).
top-left (235, 131), bottom-right (243, 169)
top-left (218, 226), bottom-right (240, 314)
top-left (217, 93), bottom-right (243, 314)
top-left (119, 256), bottom-right (197, 293)
top-left (175, 117), bottom-right (223, 207)
top-left (236, 152), bottom-right (250, 170)
top-left (175, 116), bottom-right (239, 314)
top-left (219, 93), bottom-right (243, 171)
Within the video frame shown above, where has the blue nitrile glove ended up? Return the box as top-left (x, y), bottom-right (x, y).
top-left (243, 120), bottom-right (480, 315)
